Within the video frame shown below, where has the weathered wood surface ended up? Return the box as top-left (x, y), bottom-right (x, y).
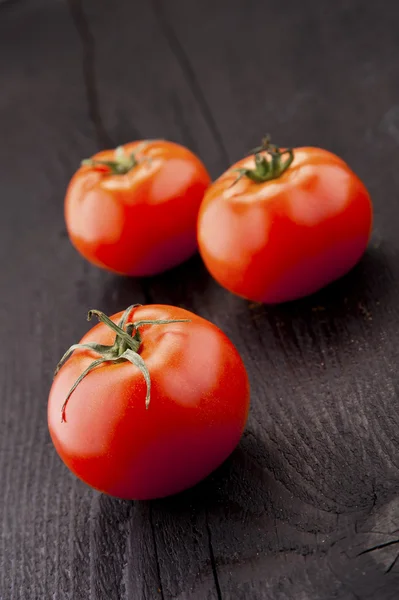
top-left (1, 0), bottom-right (399, 598)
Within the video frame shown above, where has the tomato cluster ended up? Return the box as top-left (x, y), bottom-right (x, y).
top-left (48, 135), bottom-right (373, 499)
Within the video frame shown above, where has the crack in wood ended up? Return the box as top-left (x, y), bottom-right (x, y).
top-left (385, 551), bottom-right (399, 574)
top-left (149, 504), bottom-right (165, 600)
top-left (206, 513), bottom-right (223, 600)
top-left (358, 538), bottom-right (399, 556)
top-left (66, 0), bottom-right (113, 149)
top-left (151, 0), bottom-right (230, 167)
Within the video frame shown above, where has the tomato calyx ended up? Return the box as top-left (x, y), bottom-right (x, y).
top-left (233, 136), bottom-right (294, 185)
top-left (55, 305), bottom-right (190, 423)
top-left (81, 144), bottom-right (149, 176)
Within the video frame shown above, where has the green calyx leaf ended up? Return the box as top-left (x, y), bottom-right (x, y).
top-left (232, 135), bottom-right (294, 186)
top-left (55, 304), bottom-right (190, 423)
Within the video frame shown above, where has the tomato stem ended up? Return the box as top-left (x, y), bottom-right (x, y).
top-left (233, 136), bottom-right (294, 185)
top-left (81, 143), bottom-right (149, 175)
top-left (55, 305), bottom-right (190, 423)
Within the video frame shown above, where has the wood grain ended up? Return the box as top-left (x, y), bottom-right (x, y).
top-left (1, 0), bottom-right (399, 598)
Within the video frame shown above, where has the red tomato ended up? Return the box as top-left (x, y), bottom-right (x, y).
top-left (48, 305), bottom-right (250, 500)
top-left (197, 140), bottom-right (373, 304)
top-left (65, 140), bottom-right (211, 276)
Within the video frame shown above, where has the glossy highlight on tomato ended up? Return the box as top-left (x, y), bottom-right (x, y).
top-left (48, 304), bottom-right (250, 500)
top-left (65, 140), bottom-right (211, 276)
top-left (197, 140), bottom-right (373, 304)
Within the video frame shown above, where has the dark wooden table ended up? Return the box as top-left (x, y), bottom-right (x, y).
top-left (2, 0), bottom-right (399, 598)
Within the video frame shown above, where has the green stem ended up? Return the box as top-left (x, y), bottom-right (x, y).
top-left (82, 145), bottom-right (139, 175)
top-left (55, 305), bottom-right (191, 423)
top-left (88, 309), bottom-right (141, 353)
top-left (233, 135), bottom-right (294, 185)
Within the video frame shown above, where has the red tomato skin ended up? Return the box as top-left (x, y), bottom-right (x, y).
top-left (197, 147), bottom-right (373, 304)
top-left (48, 306), bottom-right (250, 500)
top-left (65, 141), bottom-right (211, 276)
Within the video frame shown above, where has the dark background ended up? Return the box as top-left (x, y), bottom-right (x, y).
top-left (1, 0), bottom-right (399, 598)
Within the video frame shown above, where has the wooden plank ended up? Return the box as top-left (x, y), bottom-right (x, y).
top-left (143, 1), bottom-right (399, 598)
top-left (0, 2), bottom-right (147, 599)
